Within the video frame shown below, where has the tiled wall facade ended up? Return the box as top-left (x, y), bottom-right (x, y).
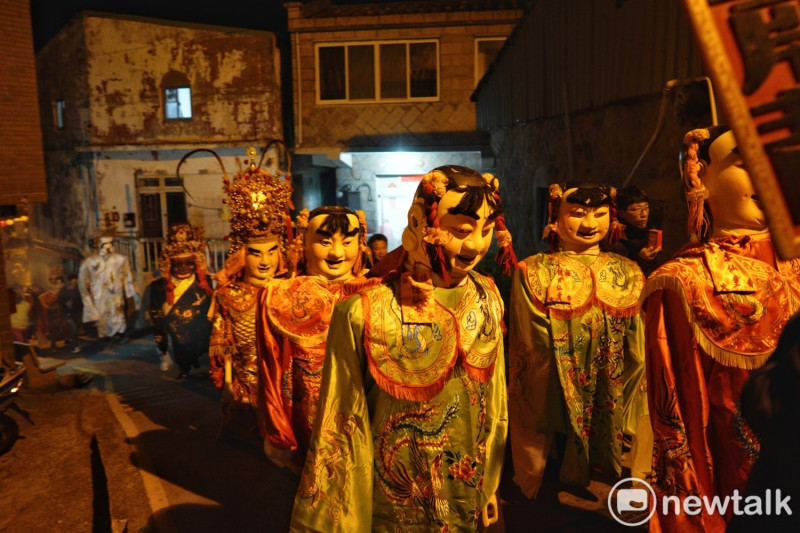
top-left (288, 3), bottom-right (521, 154)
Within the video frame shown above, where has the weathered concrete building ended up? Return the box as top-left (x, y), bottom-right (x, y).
top-left (474, 0), bottom-right (712, 259)
top-left (1, 0), bottom-right (47, 365)
top-left (286, 0), bottom-right (525, 249)
top-left (34, 12), bottom-right (283, 288)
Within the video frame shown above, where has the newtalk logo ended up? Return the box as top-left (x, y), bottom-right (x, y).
top-left (607, 477), bottom-right (793, 527)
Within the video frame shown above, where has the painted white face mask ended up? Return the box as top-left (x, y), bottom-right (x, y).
top-left (555, 188), bottom-right (610, 253)
top-left (703, 130), bottom-right (766, 236)
top-left (303, 213), bottom-right (360, 282)
top-left (99, 237), bottom-right (114, 258)
top-left (435, 190), bottom-right (495, 286)
top-left (243, 238), bottom-right (281, 286)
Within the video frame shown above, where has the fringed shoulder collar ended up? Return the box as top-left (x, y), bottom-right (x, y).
top-left (362, 272), bottom-right (503, 402)
top-left (520, 251), bottom-right (643, 320)
top-left (644, 238), bottom-right (800, 369)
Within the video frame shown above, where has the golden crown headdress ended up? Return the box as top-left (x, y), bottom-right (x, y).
top-left (222, 143), bottom-right (293, 254)
top-left (158, 223), bottom-right (208, 274)
top-left (158, 223), bottom-right (213, 302)
top-left (175, 142), bottom-right (294, 256)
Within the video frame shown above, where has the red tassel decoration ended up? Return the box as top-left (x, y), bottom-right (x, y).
top-left (493, 210), bottom-right (518, 276)
top-left (607, 187), bottom-right (624, 245)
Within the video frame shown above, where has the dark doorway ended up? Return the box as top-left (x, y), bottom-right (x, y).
top-left (140, 193), bottom-right (162, 238)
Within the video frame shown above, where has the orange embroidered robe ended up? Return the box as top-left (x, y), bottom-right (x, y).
top-left (256, 275), bottom-right (375, 467)
top-left (644, 233), bottom-right (800, 533)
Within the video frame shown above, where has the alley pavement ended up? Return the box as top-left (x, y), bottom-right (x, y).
top-left (0, 330), bottom-right (637, 532)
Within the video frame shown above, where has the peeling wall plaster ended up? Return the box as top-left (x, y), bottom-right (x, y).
top-left (83, 16), bottom-right (281, 144)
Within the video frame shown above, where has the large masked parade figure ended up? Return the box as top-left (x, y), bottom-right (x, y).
top-left (78, 230), bottom-right (140, 341)
top-left (508, 182), bottom-right (649, 498)
top-left (208, 148), bottom-right (293, 440)
top-left (256, 205), bottom-right (372, 470)
top-left (290, 165), bottom-right (517, 532)
top-left (643, 127), bottom-right (800, 532)
top-left (148, 223), bottom-right (214, 378)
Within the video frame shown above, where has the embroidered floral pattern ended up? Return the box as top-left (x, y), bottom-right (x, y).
top-left (262, 275), bottom-right (379, 463)
top-left (651, 367), bottom-right (693, 495)
top-left (733, 404), bottom-right (761, 465)
top-left (373, 391), bottom-right (490, 528)
top-left (268, 277), bottom-right (341, 345)
top-left (446, 454), bottom-right (478, 483)
top-left (375, 401), bottom-right (458, 526)
top-left (523, 253), bottom-right (643, 320)
top-left (553, 315), bottom-right (629, 474)
top-left (210, 282), bottom-right (262, 404)
top-left (296, 399), bottom-right (357, 517)
top-left (644, 236), bottom-right (800, 365)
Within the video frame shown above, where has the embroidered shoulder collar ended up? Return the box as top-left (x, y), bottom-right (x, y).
top-left (644, 240), bottom-right (800, 369)
top-left (522, 252), bottom-right (643, 320)
top-left (362, 272), bottom-right (503, 402)
top-left (267, 277), bottom-right (343, 347)
top-left (267, 276), bottom-right (378, 346)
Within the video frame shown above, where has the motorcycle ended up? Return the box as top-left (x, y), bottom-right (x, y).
top-left (0, 361), bottom-right (26, 455)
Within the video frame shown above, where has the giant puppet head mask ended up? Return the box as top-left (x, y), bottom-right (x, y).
top-left (556, 186), bottom-right (612, 253)
top-left (401, 165), bottom-right (515, 288)
top-left (216, 146), bottom-right (292, 285)
top-left (159, 223), bottom-right (208, 281)
top-left (98, 236), bottom-right (115, 258)
top-left (242, 237), bottom-right (282, 287)
top-left (170, 253), bottom-right (197, 280)
top-left (543, 182), bottom-right (618, 254)
top-left (158, 223), bottom-right (213, 305)
top-left (682, 127), bottom-right (766, 240)
top-left (298, 206), bottom-right (366, 282)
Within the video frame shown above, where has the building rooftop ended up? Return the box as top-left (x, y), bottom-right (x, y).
top-left (300, 0), bottom-right (529, 18)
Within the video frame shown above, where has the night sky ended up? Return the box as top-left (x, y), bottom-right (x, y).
top-left (30, 0), bottom-right (290, 50)
top-left (30, 0), bottom-right (397, 50)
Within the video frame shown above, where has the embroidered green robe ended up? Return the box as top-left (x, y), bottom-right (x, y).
top-left (508, 251), bottom-right (647, 494)
top-left (290, 271), bottom-right (507, 532)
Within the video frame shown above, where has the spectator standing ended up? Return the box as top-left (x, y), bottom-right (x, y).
top-left (614, 185), bottom-right (663, 276)
top-left (367, 233), bottom-right (388, 265)
top-left (58, 273), bottom-right (83, 353)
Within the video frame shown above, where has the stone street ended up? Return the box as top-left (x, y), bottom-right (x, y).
top-left (0, 332), bottom-right (635, 532)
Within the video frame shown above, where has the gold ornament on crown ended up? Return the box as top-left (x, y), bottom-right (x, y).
top-left (222, 146), bottom-right (293, 254)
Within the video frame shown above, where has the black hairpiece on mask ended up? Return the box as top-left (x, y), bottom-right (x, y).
top-left (563, 181), bottom-right (613, 207)
top-left (308, 206), bottom-right (358, 235)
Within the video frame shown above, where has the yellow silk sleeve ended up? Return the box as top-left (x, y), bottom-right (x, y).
top-left (290, 296), bottom-right (373, 532)
top-left (481, 333), bottom-right (508, 506)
